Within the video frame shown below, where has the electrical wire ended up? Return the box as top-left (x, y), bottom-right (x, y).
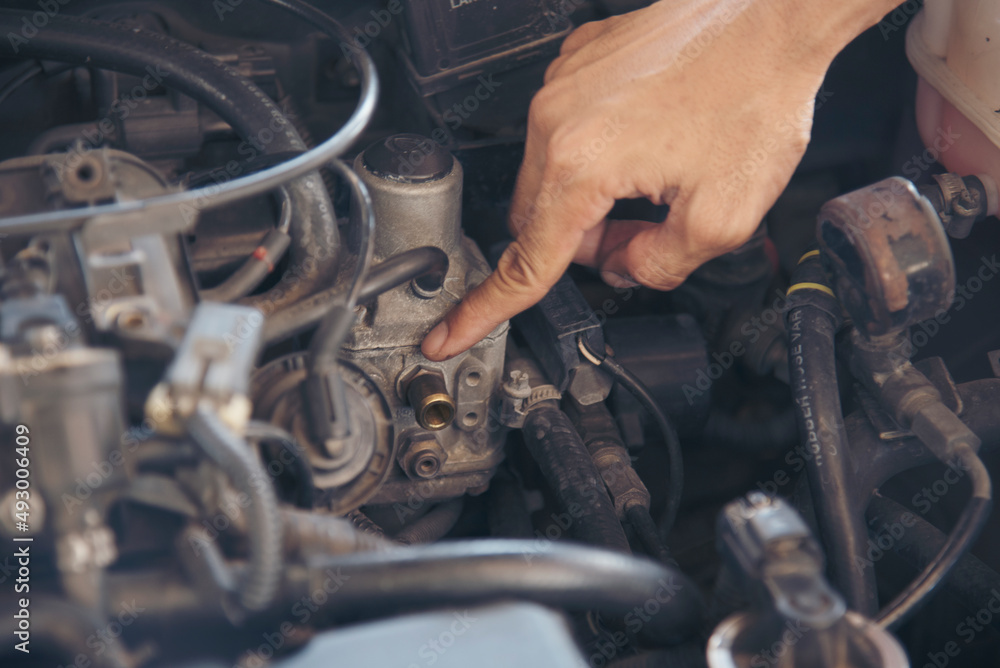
top-left (328, 159), bottom-right (375, 310)
top-left (0, 0), bottom-right (379, 236)
top-left (0, 61), bottom-right (42, 108)
top-left (304, 159), bottom-right (376, 441)
top-left (199, 186), bottom-right (293, 302)
top-left (875, 442), bottom-right (993, 630)
top-left (578, 337), bottom-right (685, 538)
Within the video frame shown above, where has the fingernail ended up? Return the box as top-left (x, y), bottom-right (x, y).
top-left (600, 271), bottom-right (640, 289)
top-left (422, 321), bottom-right (449, 360)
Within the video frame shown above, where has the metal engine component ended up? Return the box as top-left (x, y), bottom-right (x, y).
top-left (0, 294), bottom-right (123, 611)
top-left (708, 493), bottom-right (908, 668)
top-left (0, 148), bottom-right (196, 349)
top-left (337, 134), bottom-right (508, 507)
top-left (817, 176), bottom-right (955, 338)
top-left (253, 134), bottom-right (507, 511)
top-left (5, 4), bottom-right (1000, 667)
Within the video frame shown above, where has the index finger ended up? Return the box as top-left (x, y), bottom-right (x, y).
top-left (421, 175), bottom-right (612, 360)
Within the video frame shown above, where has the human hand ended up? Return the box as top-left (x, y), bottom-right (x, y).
top-left (422, 0), bottom-right (901, 361)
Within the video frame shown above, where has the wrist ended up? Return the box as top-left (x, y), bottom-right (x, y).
top-left (770, 0), bottom-right (902, 68)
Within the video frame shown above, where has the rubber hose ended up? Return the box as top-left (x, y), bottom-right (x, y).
top-left (303, 539), bottom-right (705, 643)
top-left (522, 403), bottom-right (631, 554)
top-left (0, 10), bottom-right (338, 312)
top-left (395, 498), bottom-right (464, 545)
top-left (281, 508), bottom-right (391, 557)
top-left (785, 254), bottom-right (873, 615)
top-left (262, 246), bottom-right (448, 344)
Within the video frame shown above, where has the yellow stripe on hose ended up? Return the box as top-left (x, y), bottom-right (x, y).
top-left (786, 282), bottom-right (835, 298)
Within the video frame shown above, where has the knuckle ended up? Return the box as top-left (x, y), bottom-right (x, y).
top-left (630, 257), bottom-right (685, 291)
top-left (528, 87), bottom-right (560, 133)
top-left (544, 55), bottom-right (566, 84)
top-left (495, 241), bottom-right (543, 295)
top-left (561, 21), bottom-right (603, 53)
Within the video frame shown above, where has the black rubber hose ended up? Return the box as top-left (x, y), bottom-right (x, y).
top-left (262, 246), bottom-right (449, 345)
top-left (187, 406), bottom-right (283, 612)
top-left (867, 493), bottom-right (1000, 630)
top-left (0, 9), bottom-right (338, 312)
top-left (522, 403), bottom-right (632, 553)
top-left (876, 443), bottom-right (993, 630)
top-left (395, 498), bottom-right (465, 545)
top-left (0, 597), bottom-right (128, 668)
top-left (784, 256), bottom-right (874, 614)
top-left (303, 539), bottom-right (705, 642)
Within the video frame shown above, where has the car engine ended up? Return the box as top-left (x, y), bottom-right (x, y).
top-left (0, 1), bottom-right (999, 667)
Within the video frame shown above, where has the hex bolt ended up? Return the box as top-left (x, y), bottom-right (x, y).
top-left (400, 435), bottom-right (448, 480)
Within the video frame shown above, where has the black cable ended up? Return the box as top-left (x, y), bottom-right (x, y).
top-left (578, 338), bottom-right (684, 539)
top-left (876, 443), bottom-right (993, 630)
top-left (626, 504), bottom-right (674, 565)
top-left (303, 159), bottom-right (375, 441)
top-left (867, 494), bottom-right (1000, 629)
top-left (332, 159), bottom-right (375, 311)
top-left (187, 406), bottom-right (283, 612)
top-left (0, 61), bottom-right (41, 107)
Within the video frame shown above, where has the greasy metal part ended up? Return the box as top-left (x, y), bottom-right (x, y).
top-left (0, 295), bottom-right (124, 613)
top-left (817, 176), bottom-right (955, 338)
top-left (252, 353), bottom-right (394, 514)
top-left (405, 372), bottom-right (456, 431)
top-left (565, 396), bottom-right (651, 519)
top-left (0, 149), bottom-right (197, 349)
top-left (708, 493), bottom-right (908, 668)
top-left (850, 330), bottom-right (981, 462)
top-left (331, 135), bottom-right (508, 507)
top-left (398, 433), bottom-right (448, 480)
top-left (919, 173), bottom-right (990, 239)
top-left (145, 302), bottom-right (263, 435)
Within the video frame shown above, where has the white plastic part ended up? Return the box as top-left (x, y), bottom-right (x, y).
top-left (909, 1), bottom-right (1000, 188)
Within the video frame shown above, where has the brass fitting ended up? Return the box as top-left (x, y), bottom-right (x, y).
top-left (406, 372), bottom-right (455, 431)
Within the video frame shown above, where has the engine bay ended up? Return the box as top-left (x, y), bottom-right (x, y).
top-left (1, 1), bottom-right (999, 667)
